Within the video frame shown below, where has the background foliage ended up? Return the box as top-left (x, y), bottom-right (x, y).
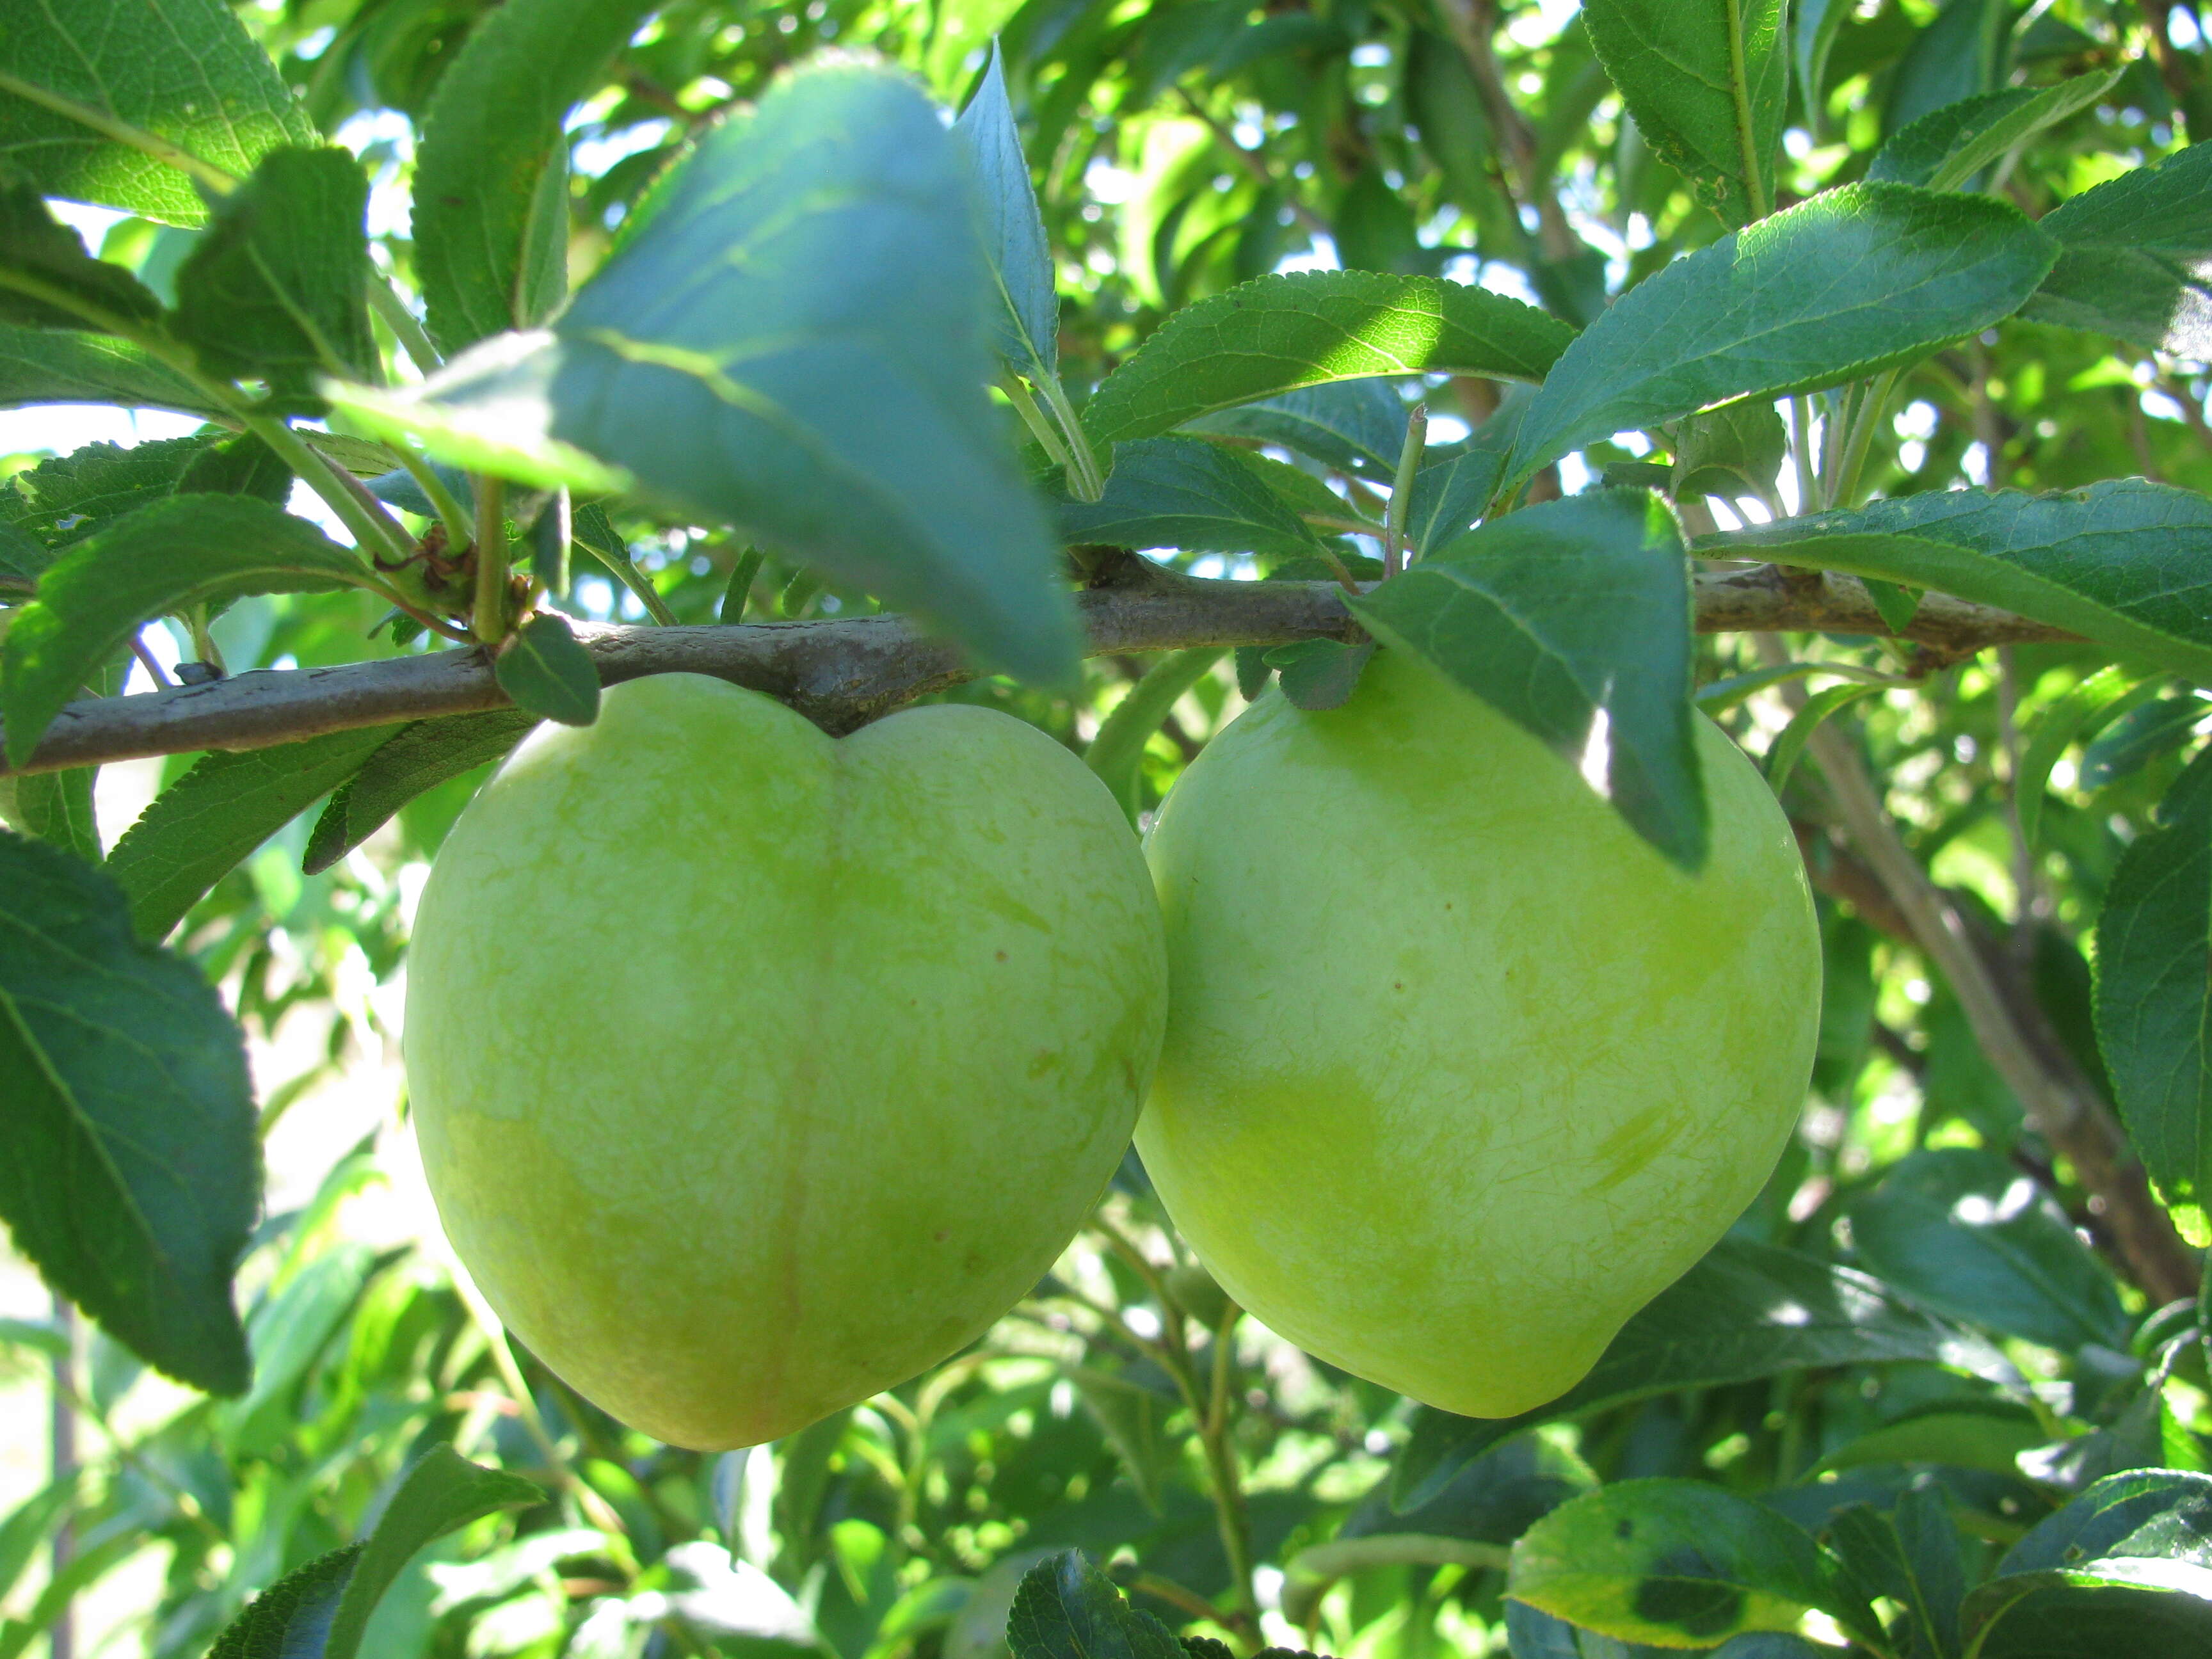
top-left (4, 2), bottom-right (2212, 1659)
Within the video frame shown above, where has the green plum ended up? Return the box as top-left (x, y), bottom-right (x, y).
top-left (405, 673), bottom-right (1166, 1449)
top-left (1134, 648), bottom-right (1820, 1418)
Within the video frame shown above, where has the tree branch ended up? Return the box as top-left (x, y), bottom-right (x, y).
top-left (0, 565), bottom-right (2073, 778)
top-left (1801, 716), bottom-right (2198, 1303)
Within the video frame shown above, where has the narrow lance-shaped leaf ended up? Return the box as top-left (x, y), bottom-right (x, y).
top-left (1794, 0), bottom-right (1851, 126)
top-left (1504, 184), bottom-right (2056, 488)
top-left (304, 712), bottom-right (538, 876)
top-left (1582, 0), bottom-right (1788, 225)
top-left (953, 42), bottom-right (1058, 381)
top-left (0, 175), bottom-right (164, 332)
top-left (1392, 1237), bottom-right (2012, 1509)
top-left (1083, 269), bottom-right (1574, 447)
top-left (0, 0), bottom-right (317, 227)
top-left (2, 494), bottom-right (374, 766)
top-left (2094, 743), bottom-right (2212, 1219)
top-left (105, 726), bottom-right (403, 941)
top-left (1868, 72), bottom-right (2119, 192)
top-left (172, 147), bottom-right (375, 394)
top-left (1350, 489), bottom-right (1705, 869)
top-left (412, 0), bottom-right (656, 350)
top-left (2022, 140), bottom-right (2212, 358)
top-left (338, 65), bottom-right (1078, 687)
top-left (0, 831), bottom-right (257, 1393)
top-left (1708, 479), bottom-right (2212, 687)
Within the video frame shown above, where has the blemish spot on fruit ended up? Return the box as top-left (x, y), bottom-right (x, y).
top-left (995, 949), bottom-right (1008, 961)
top-left (933, 1229), bottom-right (948, 1243)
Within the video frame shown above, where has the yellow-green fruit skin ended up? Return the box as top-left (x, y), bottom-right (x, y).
top-left (1135, 650), bottom-right (1820, 1419)
top-left (405, 674), bottom-right (1166, 1450)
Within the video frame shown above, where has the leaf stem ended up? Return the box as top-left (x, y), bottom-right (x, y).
top-left (1788, 396), bottom-right (1818, 515)
top-left (366, 276), bottom-right (444, 378)
top-left (1831, 369), bottom-right (1900, 511)
top-left (474, 476), bottom-right (511, 646)
top-left (1000, 371), bottom-right (1079, 478)
top-left (1384, 404), bottom-right (1428, 575)
top-left (1036, 373), bottom-right (1107, 502)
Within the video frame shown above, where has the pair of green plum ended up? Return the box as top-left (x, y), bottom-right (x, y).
top-left (405, 650), bottom-right (1820, 1450)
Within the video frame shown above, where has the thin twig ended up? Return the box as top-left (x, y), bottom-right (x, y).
top-left (0, 567), bottom-right (2078, 777)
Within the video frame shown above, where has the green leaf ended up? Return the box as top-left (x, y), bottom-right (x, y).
top-left (1391, 1238), bottom-right (2011, 1511)
top-left (1824, 1488), bottom-right (1962, 1659)
top-left (303, 710), bottom-right (536, 875)
top-left (0, 325), bottom-right (221, 416)
top-left (1265, 636), bottom-right (1375, 711)
top-left (1886, 0), bottom-right (2009, 135)
top-left (2081, 692), bottom-right (2204, 789)
top-left (349, 66), bottom-right (1079, 687)
top-left (1349, 490), bottom-right (1705, 869)
top-left (1963, 1471), bottom-right (2212, 1658)
top-left (1082, 270), bottom-right (1574, 447)
top-left (1793, 0), bottom-right (1851, 120)
top-left (172, 147), bottom-right (374, 392)
top-left (205, 1546), bottom-right (362, 1659)
top-left (0, 174), bottom-right (164, 331)
top-left (1694, 660), bottom-right (1902, 712)
top-left (954, 42), bottom-right (1058, 382)
top-left (1709, 480), bottom-right (2212, 686)
top-left (9, 769), bottom-right (101, 863)
top-left (412, 0), bottom-right (652, 351)
top-left (493, 612), bottom-right (600, 727)
top-left (1050, 437), bottom-right (1326, 559)
top-left (1505, 184), bottom-right (2056, 488)
top-left (1086, 648), bottom-right (1224, 823)
top-left (1581, 0), bottom-right (1788, 225)
top-left (205, 1445), bottom-right (543, 1659)
top-left (1868, 73), bottom-right (2120, 193)
top-left (324, 1446), bottom-right (545, 1659)
top-left (2018, 665), bottom-right (2157, 850)
top-left (1183, 378), bottom-right (1409, 479)
top-left (1671, 400), bottom-right (1787, 503)
top-left (2, 494), bottom-right (371, 766)
top-left (1068, 1368), bottom-right (1173, 1514)
top-left (1765, 682), bottom-right (1884, 792)
top-left (1006, 1552), bottom-right (1183, 1659)
top-left (2022, 140), bottom-right (2212, 357)
top-left (326, 335), bottom-right (634, 500)
top-left (0, 0), bottom-right (317, 227)
top-left (1812, 1397), bottom-right (2048, 1479)
top-left (2095, 743), bottom-right (2212, 1216)
top-left (1, 433), bottom-right (261, 557)
top-left (1861, 579), bottom-right (1923, 634)
top-left (1404, 396), bottom-right (1524, 556)
top-left (1506, 1481), bottom-right (1841, 1648)
top-left (1505, 1605), bottom-right (1826, 1657)
top-left (1847, 1148), bottom-right (2131, 1352)
top-left (0, 829), bottom-right (255, 1393)
top-left (104, 726), bottom-right (401, 940)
